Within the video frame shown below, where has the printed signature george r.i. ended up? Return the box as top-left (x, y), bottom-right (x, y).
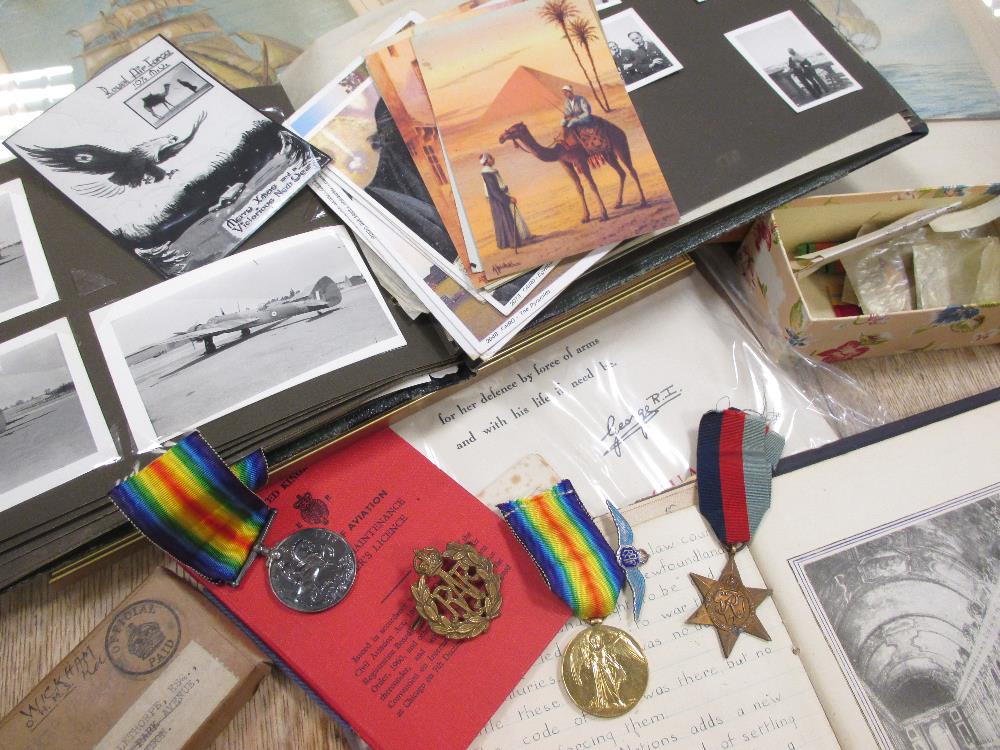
top-left (600, 385), bottom-right (682, 457)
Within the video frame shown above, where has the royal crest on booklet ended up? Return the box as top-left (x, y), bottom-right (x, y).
top-left (4, 36), bottom-right (328, 278)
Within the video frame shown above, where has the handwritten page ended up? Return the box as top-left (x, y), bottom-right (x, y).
top-left (472, 506), bottom-right (839, 750)
top-left (395, 270), bottom-right (839, 515)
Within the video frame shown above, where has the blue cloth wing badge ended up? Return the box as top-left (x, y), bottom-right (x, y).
top-left (606, 499), bottom-right (650, 621)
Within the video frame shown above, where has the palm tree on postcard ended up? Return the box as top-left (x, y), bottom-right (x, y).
top-left (415, 0), bottom-right (679, 280)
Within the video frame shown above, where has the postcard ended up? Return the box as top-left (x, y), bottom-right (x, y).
top-left (4, 37), bottom-right (328, 278)
top-left (92, 227), bottom-right (406, 451)
top-left (366, 26), bottom-right (487, 281)
top-left (726, 11), bottom-right (862, 113)
top-left (413, 0), bottom-right (679, 280)
top-left (0, 179), bottom-right (58, 325)
top-left (364, 1), bottom-right (530, 287)
top-left (602, 8), bottom-right (684, 92)
top-left (285, 14), bottom-right (479, 291)
top-left (0, 319), bottom-right (117, 513)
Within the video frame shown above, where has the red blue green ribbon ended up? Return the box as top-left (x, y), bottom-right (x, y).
top-left (498, 480), bottom-right (624, 621)
top-left (110, 433), bottom-right (272, 585)
top-left (696, 409), bottom-right (784, 545)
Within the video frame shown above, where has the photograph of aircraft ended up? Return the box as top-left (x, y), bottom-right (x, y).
top-left (92, 227), bottom-right (406, 448)
top-left (167, 275), bottom-right (343, 354)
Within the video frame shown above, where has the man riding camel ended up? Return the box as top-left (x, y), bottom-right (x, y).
top-left (560, 85), bottom-right (594, 130)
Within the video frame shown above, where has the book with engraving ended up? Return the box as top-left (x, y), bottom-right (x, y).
top-left (205, 428), bottom-right (570, 750)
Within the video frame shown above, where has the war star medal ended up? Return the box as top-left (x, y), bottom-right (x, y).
top-left (687, 547), bottom-right (771, 657)
top-left (110, 432), bottom-right (356, 613)
top-left (688, 408), bottom-right (784, 656)
top-left (410, 542), bottom-right (502, 639)
top-left (499, 480), bottom-right (649, 719)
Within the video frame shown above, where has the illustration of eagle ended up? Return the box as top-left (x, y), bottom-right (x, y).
top-left (18, 111), bottom-right (207, 199)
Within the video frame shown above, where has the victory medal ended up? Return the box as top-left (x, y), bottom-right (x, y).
top-left (500, 481), bottom-right (650, 718)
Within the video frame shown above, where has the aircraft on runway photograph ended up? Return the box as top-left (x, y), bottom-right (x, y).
top-left (91, 227), bottom-right (406, 451)
top-left (0, 319), bottom-right (117, 512)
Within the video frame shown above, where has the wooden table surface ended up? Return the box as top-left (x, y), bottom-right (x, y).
top-left (2, 343), bottom-right (998, 750)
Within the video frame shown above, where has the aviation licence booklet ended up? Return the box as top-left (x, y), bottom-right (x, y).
top-left (4, 36), bottom-right (328, 279)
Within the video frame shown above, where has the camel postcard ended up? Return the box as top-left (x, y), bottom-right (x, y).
top-left (413, 0), bottom-right (679, 280)
top-left (4, 36), bottom-right (327, 278)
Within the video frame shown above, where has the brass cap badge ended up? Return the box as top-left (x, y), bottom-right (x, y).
top-left (411, 542), bottom-right (502, 640)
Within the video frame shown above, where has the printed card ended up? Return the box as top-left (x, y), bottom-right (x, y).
top-left (4, 36), bottom-right (328, 278)
top-left (413, 0), bottom-right (679, 280)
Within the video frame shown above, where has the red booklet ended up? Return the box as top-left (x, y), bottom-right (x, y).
top-left (207, 429), bottom-right (569, 750)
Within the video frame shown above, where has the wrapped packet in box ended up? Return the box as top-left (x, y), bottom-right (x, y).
top-left (0, 568), bottom-right (269, 750)
top-left (736, 185), bottom-right (1000, 362)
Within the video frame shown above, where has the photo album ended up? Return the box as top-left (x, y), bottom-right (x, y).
top-left (0, 0), bottom-right (927, 590)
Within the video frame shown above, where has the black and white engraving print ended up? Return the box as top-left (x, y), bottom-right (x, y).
top-left (795, 489), bottom-right (1000, 749)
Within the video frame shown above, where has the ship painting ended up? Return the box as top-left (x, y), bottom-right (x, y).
top-left (69, 0), bottom-right (302, 88)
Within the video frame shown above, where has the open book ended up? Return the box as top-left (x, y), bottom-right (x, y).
top-left (473, 395), bottom-right (1000, 749)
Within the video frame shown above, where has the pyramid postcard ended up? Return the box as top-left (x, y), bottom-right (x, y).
top-left (413, 0), bottom-right (679, 280)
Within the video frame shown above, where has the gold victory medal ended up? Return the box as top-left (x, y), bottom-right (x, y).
top-left (561, 623), bottom-right (649, 718)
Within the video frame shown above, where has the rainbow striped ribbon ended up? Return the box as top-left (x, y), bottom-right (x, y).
top-left (696, 408), bottom-right (784, 546)
top-left (110, 433), bottom-right (272, 585)
top-left (498, 480), bottom-right (624, 621)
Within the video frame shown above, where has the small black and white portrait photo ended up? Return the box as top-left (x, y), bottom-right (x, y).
top-left (792, 490), bottom-right (1000, 749)
top-left (0, 179), bottom-right (57, 325)
top-left (726, 11), bottom-right (862, 112)
top-left (92, 227), bottom-right (406, 451)
top-left (0, 319), bottom-right (117, 512)
top-left (601, 9), bottom-right (683, 92)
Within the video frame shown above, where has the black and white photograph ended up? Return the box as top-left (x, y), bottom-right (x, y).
top-left (791, 487), bottom-right (1000, 749)
top-left (124, 61), bottom-right (212, 128)
top-left (726, 11), bottom-right (862, 112)
top-left (91, 227), bottom-right (406, 451)
top-left (0, 178), bottom-right (58, 325)
top-left (595, 0), bottom-right (622, 10)
top-left (602, 8), bottom-right (683, 92)
top-left (4, 37), bottom-right (327, 279)
top-left (0, 319), bottom-right (117, 513)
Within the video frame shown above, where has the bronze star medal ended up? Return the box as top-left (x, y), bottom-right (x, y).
top-left (687, 549), bottom-right (771, 657)
top-left (689, 408), bottom-right (786, 658)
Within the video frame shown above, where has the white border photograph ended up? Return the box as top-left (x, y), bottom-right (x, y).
top-left (91, 226), bottom-right (406, 451)
top-left (0, 178), bottom-right (58, 325)
top-left (0, 318), bottom-right (117, 512)
top-left (726, 10), bottom-right (862, 113)
top-left (602, 8), bottom-right (684, 92)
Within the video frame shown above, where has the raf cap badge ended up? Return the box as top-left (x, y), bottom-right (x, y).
top-left (411, 542), bottom-right (501, 639)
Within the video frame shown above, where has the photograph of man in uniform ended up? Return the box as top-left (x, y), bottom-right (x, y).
top-left (600, 8), bottom-right (683, 92)
top-left (787, 48), bottom-right (828, 99)
top-left (627, 30), bottom-right (669, 78)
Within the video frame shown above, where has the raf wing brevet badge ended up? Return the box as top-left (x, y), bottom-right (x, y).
top-left (606, 499), bottom-right (649, 621)
top-left (411, 542), bottom-right (502, 639)
top-left (110, 432), bottom-right (356, 613)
